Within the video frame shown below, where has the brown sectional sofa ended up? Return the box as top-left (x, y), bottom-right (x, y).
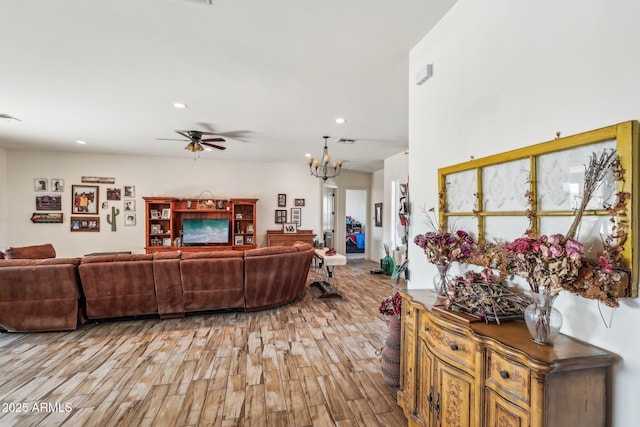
top-left (0, 242), bottom-right (314, 332)
top-left (0, 258), bottom-right (82, 332)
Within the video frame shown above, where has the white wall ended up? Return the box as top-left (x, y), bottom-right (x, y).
top-left (409, 1), bottom-right (640, 424)
top-left (370, 169), bottom-right (384, 261)
top-left (384, 151), bottom-right (409, 252)
top-left (345, 189), bottom-right (367, 226)
top-left (5, 150), bottom-right (323, 257)
top-left (0, 148), bottom-right (7, 248)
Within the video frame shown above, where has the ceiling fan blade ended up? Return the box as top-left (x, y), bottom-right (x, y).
top-left (201, 142), bottom-right (226, 150)
top-left (202, 137), bottom-right (225, 142)
top-left (158, 138), bottom-right (188, 142)
top-left (176, 130), bottom-right (191, 139)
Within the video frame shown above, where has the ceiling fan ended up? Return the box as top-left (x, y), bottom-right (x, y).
top-left (158, 130), bottom-right (226, 153)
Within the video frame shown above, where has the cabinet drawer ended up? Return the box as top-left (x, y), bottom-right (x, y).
top-left (420, 312), bottom-right (476, 372)
top-left (485, 350), bottom-right (530, 407)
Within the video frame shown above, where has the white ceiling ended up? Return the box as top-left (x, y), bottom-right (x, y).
top-left (0, 0), bottom-right (456, 172)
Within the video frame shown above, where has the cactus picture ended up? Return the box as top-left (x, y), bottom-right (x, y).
top-left (107, 206), bottom-right (120, 232)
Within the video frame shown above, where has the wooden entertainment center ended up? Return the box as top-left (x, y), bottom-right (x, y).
top-left (143, 197), bottom-right (257, 253)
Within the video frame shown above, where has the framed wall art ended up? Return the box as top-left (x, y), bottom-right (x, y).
top-left (291, 207), bottom-right (301, 227)
top-left (275, 209), bottom-right (287, 223)
top-left (294, 198), bottom-right (305, 207)
top-left (278, 193), bottom-right (287, 207)
top-left (51, 179), bottom-right (64, 192)
top-left (125, 213), bottom-right (136, 226)
top-left (375, 203), bottom-right (383, 227)
top-left (124, 185), bottom-right (135, 198)
top-left (70, 216), bottom-right (100, 232)
top-left (283, 223), bottom-right (298, 233)
top-left (71, 185), bottom-right (99, 214)
top-left (34, 178), bottom-right (48, 192)
top-left (106, 188), bottom-right (121, 201)
top-left (36, 195), bottom-right (62, 211)
top-left (438, 120), bottom-right (639, 297)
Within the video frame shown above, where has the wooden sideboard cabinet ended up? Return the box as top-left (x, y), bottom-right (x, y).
top-left (266, 230), bottom-right (316, 247)
top-left (398, 290), bottom-right (617, 427)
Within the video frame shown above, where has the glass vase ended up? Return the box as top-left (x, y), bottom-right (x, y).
top-left (524, 292), bottom-right (563, 345)
top-left (432, 264), bottom-right (451, 297)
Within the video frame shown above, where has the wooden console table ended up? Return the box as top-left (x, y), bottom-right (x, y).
top-left (398, 289), bottom-right (618, 427)
top-left (266, 229), bottom-right (316, 247)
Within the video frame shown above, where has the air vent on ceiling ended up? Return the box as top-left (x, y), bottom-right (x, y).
top-left (182, 0), bottom-right (212, 5)
top-left (0, 113), bottom-right (21, 121)
top-left (337, 138), bottom-right (355, 144)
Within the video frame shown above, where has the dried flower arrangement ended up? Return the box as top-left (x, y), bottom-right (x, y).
top-left (443, 269), bottom-right (532, 324)
top-left (413, 208), bottom-right (475, 267)
top-left (504, 234), bottom-right (584, 296)
top-left (562, 154), bottom-right (631, 307)
top-left (379, 291), bottom-right (402, 317)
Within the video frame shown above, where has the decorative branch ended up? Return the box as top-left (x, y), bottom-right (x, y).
top-left (566, 149), bottom-right (617, 240)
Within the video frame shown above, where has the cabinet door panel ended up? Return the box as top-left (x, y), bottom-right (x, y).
top-left (399, 300), bottom-right (418, 413)
top-left (485, 388), bottom-right (530, 427)
top-left (437, 360), bottom-right (475, 427)
top-left (417, 339), bottom-right (435, 426)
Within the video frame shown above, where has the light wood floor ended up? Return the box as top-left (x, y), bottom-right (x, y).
top-left (0, 259), bottom-right (408, 427)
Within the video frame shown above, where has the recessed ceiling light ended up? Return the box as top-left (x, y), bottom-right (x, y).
top-left (335, 117), bottom-right (346, 124)
top-left (76, 140), bottom-right (87, 145)
top-left (173, 102), bottom-right (187, 109)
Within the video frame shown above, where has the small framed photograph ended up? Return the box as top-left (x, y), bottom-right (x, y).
top-left (124, 200), bottom-right (136, 212)
top-left (124, 185), bottom-right (135, 198)
top-left (162, 237), bottom-right (171, 246)
top-left (294, 198), bottom-right (305, 207)
top-left (245, 235), bottom-right (254, 244)
top-left (161, 208), bottom-right (171, 219)
top-left (278, 193), bottom-right (286, 207)
top-left (34, 178), bottom-right (48, 192)
top-left (375, 202), bottom-right (383, 227)
top-left (275, 209), bottom-right (287, 223)
top-left (235, 213), bottom-right (243, 219)
top-left (283, 223), bottom-right (297, 233)
top-left (247, 223), bottom-right (254, 234)
top-left (51, 179), bottom-right (64, 192)
top-left (150, 210), bottom-right (160, 219)
top-left (125, 213), bottom-right (136, 226)
top-left (70, 216), bottom-right (100, 232)
top-left (36, 195), bottom-right (62, 211)
top-left (107, 188), bottom-right (121, 201)
top-left (235, 235), bottom-right (244, 245)
top-left (72, 185), bottom-right (99, 214)
top-left (151, 224), bottom-right (162, 234)
top-left (291, 207), bottom-right (301, 227)
top-left (101, 201), bottom-right (108, 210)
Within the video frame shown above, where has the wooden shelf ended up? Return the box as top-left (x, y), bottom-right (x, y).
top-left (143, 197), bottom-right (258, 253)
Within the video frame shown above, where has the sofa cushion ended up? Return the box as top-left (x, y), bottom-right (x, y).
top-left (2, 243), bottom-right (56, 259)
top-left (78, 256), bottom-right (157, 319)
top-left (80, 253), bottom-right (153, 264)
top-left (180, 251), bottom-right (244, 311)
top-left (244, 246), bottom-right (298, 257)
top-left (0, 258), bottom-right (81, 268)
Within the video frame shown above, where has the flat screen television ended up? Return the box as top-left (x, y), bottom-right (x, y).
top-left (182, 218), bottom-right (230, 245)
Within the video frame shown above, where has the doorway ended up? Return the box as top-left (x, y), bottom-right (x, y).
top-left (345, 188), bottom-right (367, 260)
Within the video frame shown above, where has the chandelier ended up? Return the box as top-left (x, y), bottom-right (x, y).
top-left (307, 136), bottom-right (344, 181)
